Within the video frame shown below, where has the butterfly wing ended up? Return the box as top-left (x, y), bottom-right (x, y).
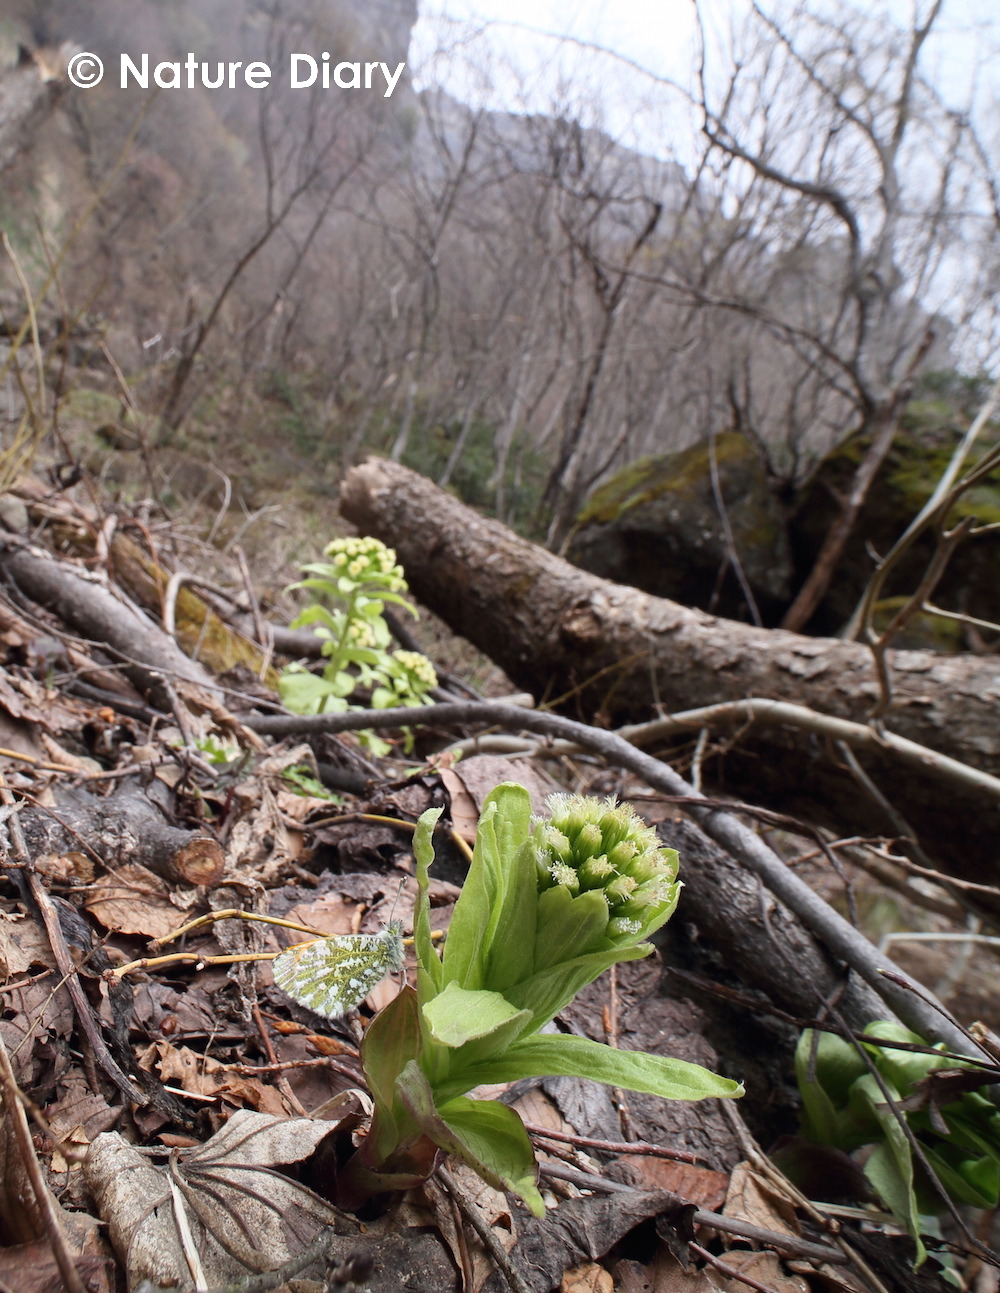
top-left (272, 923), bottom-right (405, 1019)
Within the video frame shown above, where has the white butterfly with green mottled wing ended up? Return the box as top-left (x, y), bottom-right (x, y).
top-left (271, 920), bottom-right (405, 1019)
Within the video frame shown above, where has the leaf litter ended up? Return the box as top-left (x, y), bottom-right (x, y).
top-left (0, 481), bottom-right (938, 1292)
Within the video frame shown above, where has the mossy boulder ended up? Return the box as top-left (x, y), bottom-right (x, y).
top-left (790, 423), bottom-right (1000, 642)
top-left (567, 433), bottom-right (792, 623)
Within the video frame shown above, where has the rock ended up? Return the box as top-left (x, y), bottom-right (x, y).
top-left (567, 433), bottom-right (792, 624)
top-left (790, 424), bottom-right (1000, 640)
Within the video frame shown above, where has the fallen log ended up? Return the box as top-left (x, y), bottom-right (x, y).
top-left (0, 539), bottom-right (215, 701)
top-left (17, 785), bottom-right (224, 888)
top-left (339, 458), bottom-right (1000, 884)
top-left (654, 814), bottom-right (886, 1033)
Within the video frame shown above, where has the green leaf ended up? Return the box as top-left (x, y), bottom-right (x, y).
top-left (421, 783), bottom-right (537, 994)
top-left (795, 1030), bottom-right (852, 1145)
top-left (423, 983), bottom-right (531, 1048)
top-left (504, 942), bottom-right (652, 1033)
top-left (395, 1061), bottom-right (543, 1216)
top-left (438, 1097), bottom-right (545, 1217)
top-left (854, 1072), bottom-right (925, 1264)
top-left (441, 797), bottom-right (502, 990)
top-left (434, 1032), bottom-right (743, 1106)
top-left (921, 1144), bottom-right (999, 1209)
top-left (532, 886), bottom-right (610, 969)
top-left (864, 1141), bottom-right (926, 1266)
top-left (482, 838), bottom-right (539, 993)
top-left (362, 986), bottom-right (422, 1115)
top-left (863, 1022), bottom-right (949, 1094)
top-left (805, 1030), bottom-right (868, 1105)
top-left (290, 603), bottom-right (340, 635)
top-left (413, 807), bottom-right (444, 997)
top-left (277, 671), bottom-right (345, 714)
top-left (361, 987), bottom-right (424, 1164)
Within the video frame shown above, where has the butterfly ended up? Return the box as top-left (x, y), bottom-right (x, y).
top-left (271, 920), bottom-right (405, 1019)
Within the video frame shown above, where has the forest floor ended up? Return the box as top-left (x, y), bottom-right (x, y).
top-left (0, 463), bottom-right (998, 1293)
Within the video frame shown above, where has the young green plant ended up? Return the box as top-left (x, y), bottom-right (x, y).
top-left (794, 1022), bottom-right (1000, 1264)
top-left (278, 537), bottom-right (437, 754)
top-left (333, 782), bottom-right (743, 1214)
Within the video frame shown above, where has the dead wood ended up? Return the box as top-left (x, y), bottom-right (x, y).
top-left (100, 532), bottom-right (278, 687)
top-left (339, 457), bottom-right (1000, 885)
top-left (0, 538), bottom-right (215, 703)
top-left (17, 785), bottom-right (224, 889)
top-left (655, 815), bottom-right (886, 1032)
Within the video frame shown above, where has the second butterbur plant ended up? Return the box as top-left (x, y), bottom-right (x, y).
top-left (278, 537), bottom-right (437, 752)
top-left (795, 1023), bottom-right (1000, 1265)
top-left (338, 783), bottom-right (743, 1215)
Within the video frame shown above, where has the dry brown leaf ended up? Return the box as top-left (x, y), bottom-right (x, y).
top-left (712, 1250), bottom-right (809, 1293)
top-left (282, 891), bottom-right (358, 937)
top-left (0, 1236), bottom-right (112, 1293)
top-left (45, 1073), bottom-right (120, 1165)
top-left (225, 777), bottom-right (299, 881)
top-left (138, 1040), bottom-right (291, 1115)
top-left (511, 1086), bottom-right (568, 1135)
top-left (440, 754), bottom-right (559, 819)
top-left (622, 1248), bottom-right (719, 1293)
top-left (562, 1261), bottom-right (615, 1293)
top-left (275, 787), bottom-right (336, 821)
top-left (439, 766), bottom-right (479, 843)
top-left (305, 1032), bottom-right (355, 1056)
top-left (84, 863), bottom-right (197, 938)
top-left (614, 1158), bottom-right (730, 1212)
top-left (723, 1162), bottom-right (800, 1238)
top-left (0, 978), bottom-right (74, 1086)
top-left (85, 1113), bottom-right (355, 1290)
top-left (35, 851), bottom-right (95, 883)
top-left (0, 911), bottom-right (54, 977)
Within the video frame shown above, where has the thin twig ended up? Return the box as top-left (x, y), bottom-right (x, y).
top-left (437, 1164), bottom-right (535, 1293)
top-left (0, 1030), bottom-right (88, 1293)
top-left (688, 1241), bottom-right (783, 1293)
top-left (523, 1123), bottom-right (699, 1164)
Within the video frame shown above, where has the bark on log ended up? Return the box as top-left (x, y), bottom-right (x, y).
top-left (17, 785), bottom-right (224, 888)
top-left (656, 815), bottom-right (885, 1032)
top-left (0, 539), bottom-right (217, 704)
top-left (339, 458), bottom-right (1000, 883)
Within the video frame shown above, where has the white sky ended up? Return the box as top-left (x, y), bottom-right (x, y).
top-left (410, 0), bottom-right (999, 158)
top-left (410, 0), bottom-right (703, 155)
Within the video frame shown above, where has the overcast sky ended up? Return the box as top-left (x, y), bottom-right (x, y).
top-left (409, 0), bottom-right (999, 158)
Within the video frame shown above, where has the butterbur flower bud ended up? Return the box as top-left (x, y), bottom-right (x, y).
top-left (544, 827), bottom-right (573, 865)
top-left (625, 852), bottom-right (671, 885)
top-left (549, 861), bottom-right (579, 895)
top-left (606, 841), bottom-right (638, 871)
top-left (578, 855), bottom-right (615, 889)
top-left (605, 874), bottom-right (637, 907)
top-left (533, 793), bottom-right (680, 949)
top-left (598, 812), bottom-right (632, 851)
top-left (607, 915), bottom-right (644, 939)
top-left (576, 823), bottom-right (604, 860)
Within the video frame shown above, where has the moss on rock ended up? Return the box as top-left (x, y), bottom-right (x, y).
top-left (568, 434), bottom-right (792, 624)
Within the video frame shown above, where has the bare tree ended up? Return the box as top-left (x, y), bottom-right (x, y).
top-left (685, 0), bottom-right (1000, 630)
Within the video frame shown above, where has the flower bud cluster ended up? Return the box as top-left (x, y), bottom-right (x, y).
top-left (390, 650), bottom-right (438, 694)
top-left (535, 794), bottom-right (679, 942)
top-left (324, 536), bottom-right (407, 591)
